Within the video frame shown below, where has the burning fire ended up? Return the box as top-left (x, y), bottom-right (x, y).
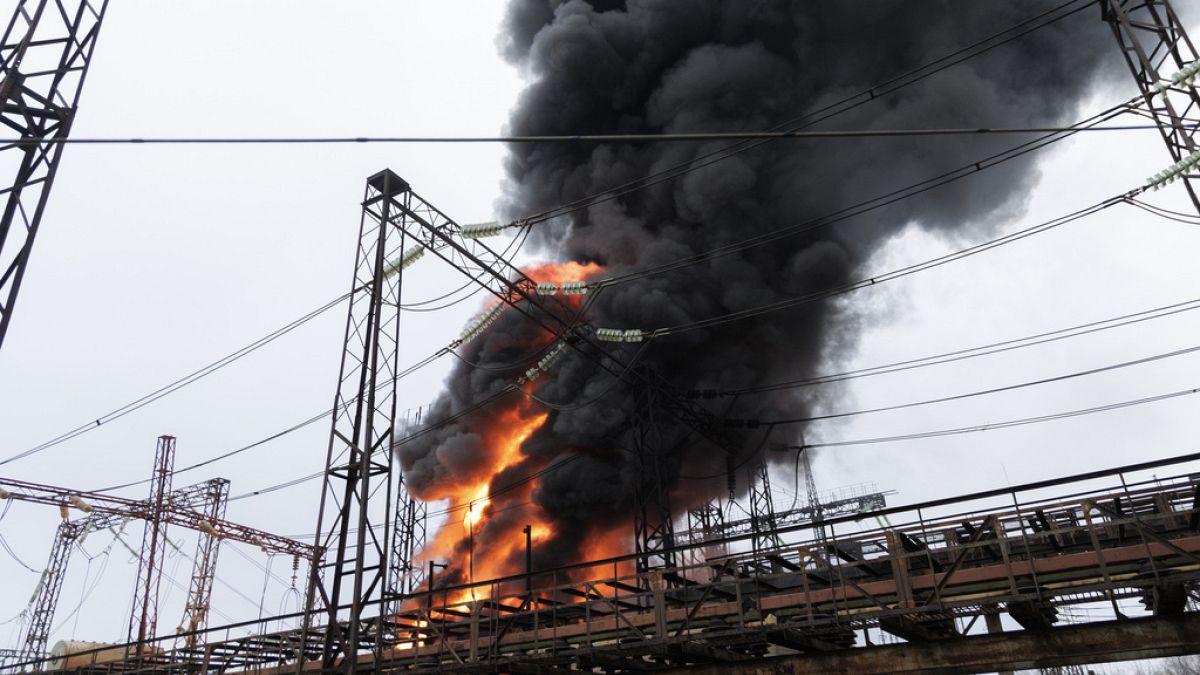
top-left (409, 261), bottom-right (613, 607)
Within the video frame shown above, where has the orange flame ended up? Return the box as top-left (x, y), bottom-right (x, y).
top-left (410, 261), bottom-right (610, 609)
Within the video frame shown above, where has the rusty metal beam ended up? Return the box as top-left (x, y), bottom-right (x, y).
top-left (656, 614), bottom-right (1200, 675)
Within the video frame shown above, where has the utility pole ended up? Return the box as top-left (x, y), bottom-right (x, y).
top-left (0, 0), bottom-right (108, 350)
top-left (1103, 0), bottom-right (1200, 213)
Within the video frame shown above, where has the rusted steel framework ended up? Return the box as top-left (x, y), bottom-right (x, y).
top-left (17, 478), bottom-right (228, 667)
top-left (127, 435), bottom-right (176, 652)
top-left (0, 477), bottom-right (313, 557)
top-left (0, 0), bottom-right (107, 350)
top-left (175, 478), bottom-right (230, 649)
top-left (748, 461), bottom-right (782, 554)
top-left (1103, 0), bottom-right (1200, 213)
top-left (14, 452), bottom-right (1200, 675)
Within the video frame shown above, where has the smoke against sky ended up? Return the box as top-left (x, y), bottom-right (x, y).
top-left (398, 0), bottom-right (1120, 573)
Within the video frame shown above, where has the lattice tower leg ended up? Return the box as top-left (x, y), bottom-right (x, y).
top-left (127, 435), bottom-right (176, 652)
top-left (1103, 0), bottom-right (1200, 213)
top-left (632, 375), bottom-right (676, 577)
top-left (175, 478), bottom-right (229, 650)
top-left (0, 0), bottom-right (107, 350)
top-left (18, 521), bottom-right (80, 668)
top-left (302, 171), bottom-right (408, 673)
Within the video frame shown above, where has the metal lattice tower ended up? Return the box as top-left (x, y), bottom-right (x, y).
top-left (387, 407), bottom-right (427, 611)
top-left (174, 478), bottom-right (229, 649)
top-left (127, 435), bottom-right (175, 652)
top-left (303, 170), bottom-right (411, 672)
top-left (0, 0), bottom-right (108, 350)
top-left (18, 520), bottom-right (79, 668)
top-left (1103, 0), bottom-right (1200, 213)
top-left (685, 499), bottom-right (728, 564)
top-left (748, 460), bottom-right (782, 553)
top-left (631, 375), bottom-right (677, 575)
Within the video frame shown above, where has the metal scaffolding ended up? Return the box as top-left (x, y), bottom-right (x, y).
top-left (0, 0), bottom-right (108, 350)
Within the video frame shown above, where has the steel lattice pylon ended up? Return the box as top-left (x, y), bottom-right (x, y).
top-left (1103, 0), bottom-right (1200, 213)
top-left (387, 406), bottom-right (427, 614)
top-left (0, 0), bottom-right (108, 350)
top-left (303, 170), bottom-right (415, 673)
top-left (748, 460), bottom-right (782, 554)
top-left (127, 435), bottom-right (176, 653)
top-left (631, 373), bottom-right (677, 576)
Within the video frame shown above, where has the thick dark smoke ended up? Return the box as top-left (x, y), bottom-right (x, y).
top-left (399, 0), bottom-right (1118, 571)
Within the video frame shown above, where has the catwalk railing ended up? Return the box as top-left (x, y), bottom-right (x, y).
top-left (8, 451), bottom-right (1200, 673)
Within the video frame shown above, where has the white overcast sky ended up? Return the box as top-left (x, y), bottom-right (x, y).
top-left (1, 0), bottom-right (1199, 655)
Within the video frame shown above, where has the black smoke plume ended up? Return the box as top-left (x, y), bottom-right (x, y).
top-left (398, 0), bottom-right (1118, 572)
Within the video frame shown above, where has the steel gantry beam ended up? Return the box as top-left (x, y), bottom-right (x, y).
top-left (0, 0), bottom-right (108, 350)
top-left (1103, 0), bottom-right (1200, 213)
top-left (16, 477), bottom-right (228, 668)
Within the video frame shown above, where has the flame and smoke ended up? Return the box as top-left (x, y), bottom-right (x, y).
top-left (399, 0), bottom-right (1118, 587)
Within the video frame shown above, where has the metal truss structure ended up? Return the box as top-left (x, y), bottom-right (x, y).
top-left (631, 373), bottom-right (677, 576)
top-left (1103, 0), bottom-right (1200, 213)
top-left (174, 479), bottom-right (230, 650)
top-left (388, 407), bottom-right (428, 611)
top-left (0, 478), bottom-right (313, 558)
top-left (0, 0), bottom-right (108, 350)
top-left (127, 436), bottom-right (175, 652)
top-left (13, 452), bottom-right (1200, 674)
top-left (302, 170), bottom-right (413, 673)
top-left (747, 461), bottom-right (782, 554)
top-left (16, 477), bottom-right (229, 667)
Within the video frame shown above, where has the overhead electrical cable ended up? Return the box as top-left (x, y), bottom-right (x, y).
top-left (648, 194), bottom-right (1130, 337)
top-left (2, 293), bottom-right (349, 467)
top-left (781, 385), bottom-right (1200, 446)
top-left (736, 342), bottom-right (1200, 426)
top-left (714, 295), bottom-right (1200, 396)
top-left (2, 124), bottom-right (1171, 147)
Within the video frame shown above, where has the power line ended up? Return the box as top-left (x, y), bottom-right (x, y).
top-left (712, 296), bottom-right (1200, 396)
top-left (740, 342), bottom-right (1200, 426)
top-left (649, 194), bottom-right (1129, 337)
top-left (1, 293), bottom-right (349, 468)
top-left (1, 124), bottom-right (1170, 147)
top-left (783, 386), bottom-right (1200, 444)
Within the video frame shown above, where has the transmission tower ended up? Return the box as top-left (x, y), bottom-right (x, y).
top-left (303, 170), bottom-right (411, 673)
top-left (1103, 0), bottom-right (1200, 213)
top-left (0, 0), bottom-right (108, 350)
top-left (127, 435), bottom-right (175, 653)
top-left (631, 374), bottom-right (677, 575)
top-left (747, 460), bottom-right (782, 554)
